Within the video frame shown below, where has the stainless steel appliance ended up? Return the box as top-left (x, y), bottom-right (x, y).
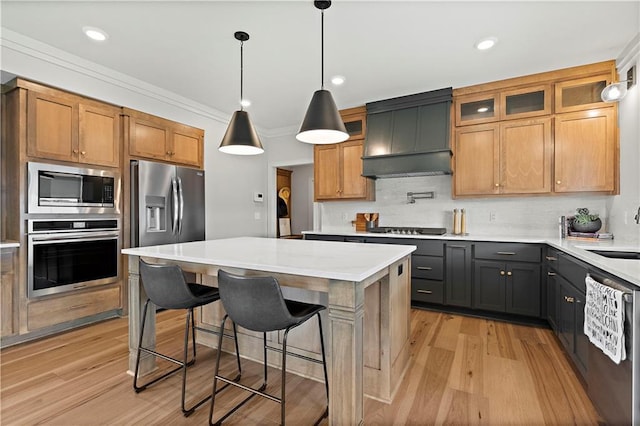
top-left (130, 160), bottom-right (205, 247)
top-left (28, 162), bottom-right (120, 214)
top-left (586, 271), bottom-right (638, 425)
top-left (28, 219), bottom-right (120, 298)
top-left (369, 226), bottom-right (446, 235)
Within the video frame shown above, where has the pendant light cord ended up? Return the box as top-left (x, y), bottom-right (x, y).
top-left (240, 39), bottom-right (244, 111)
top-left (321, 8), bottom-right (324, 90)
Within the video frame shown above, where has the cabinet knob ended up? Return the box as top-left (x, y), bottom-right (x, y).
top-left (556, 180), bottom-right (562, 185)
top-left (80, 151), bottom-right (86, 156)
top-left (495, 183), bottom-right (500, 187)
top-left (500, 270), bottom-right (505, 276)
top-left (72, 149), bottom-right (79, 154)
top-left (166, 151), bottom-right (172, 155)
top-left (507, 271), bottom-right (512, 276)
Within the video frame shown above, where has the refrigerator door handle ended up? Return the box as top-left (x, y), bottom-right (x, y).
top-left (171, 177), bottom-right (179, 235)
top-left (177, 177), bottom-right (184, 235)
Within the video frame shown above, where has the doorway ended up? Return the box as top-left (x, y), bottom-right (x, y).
top-left (275, 165), bottom-right (314, 238)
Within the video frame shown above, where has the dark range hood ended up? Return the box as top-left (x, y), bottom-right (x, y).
top-left (363, 87), bottom-right (453, 178)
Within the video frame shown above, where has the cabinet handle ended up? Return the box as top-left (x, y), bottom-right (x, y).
top-left (507, 271), bottom-right (512, 276)
top-left (417, 266), bottom-right (433, 271)
top-left (417, 290), bottom-right (433, 294)
top-left (547, 272), bottom-right (557, 276)
top-left (564, 296), bottom-right (575, 303)
top-left (448, 245), bottom-right (466, 248)
top-left (496, 251), bottom-right (516, 255)
top-left (500, 270), bottom-right (505, 276)
top-left (545, 256), bottom-right (557, 261)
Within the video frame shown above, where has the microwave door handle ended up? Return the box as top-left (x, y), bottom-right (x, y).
top-left (171, 178), bottom-right (179, 235)
top-left (177, 177), bottom-right (184, 235)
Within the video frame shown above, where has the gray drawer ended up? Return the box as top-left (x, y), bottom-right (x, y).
top-left (559, 253), bottom-right (589, 292)
top-left (412, 255), bottom-right (443, 280)
top-left (474, 242), bottom-right (541, 263)
top-left (411, 279), bottom-right (444, 304)
top-left (414, 240), bottom-right (444, 256)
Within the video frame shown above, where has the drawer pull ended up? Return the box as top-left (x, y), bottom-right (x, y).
top-left (416, 266), bottom-right (433, 271)
top-left (448, 245), bottom-right (466, 248)
top-left (564, 296), bottom-right (575, 303)
top-left (545, 256), bottom-right (557, 261)
top-left (417, 290), bottom-right (433, 294)
top-left (547, 272), bottom-right (557, 276)
top-left (496, 251), bottom-right (516, 255)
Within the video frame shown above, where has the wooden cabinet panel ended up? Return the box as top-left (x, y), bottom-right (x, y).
top-left (79, 104), bottom-right (120, 167)
top-left (314, 144), bottom-right (340, 199)
top-left (454, 124), bottom-right (499, 196)
top-left (554, 108), bottom-right (616, 193)
top-left (27, 286), bottom-right (120, 331)
top-left (505, 262), bottom-right (541, 317)
top-left (314, 139), bottom-right (373, 201)
top-left (474, 260), bottom-right (506, 312)
top-left (171, 129), bottom-right (202, 167)
top-left (555, 74), bottom-right (612, 114)
top-left (129, 118), bottom-right (170, 160)
top-left (1, 249), bottom-right (17, 337)
top-left (27, 91), bottom-right (77, 161)
top-left (341, 140), bottom-right (368, 198)
top-left (500, 85), bottom-right (551, 120)
top-left (445, 243), bottom-right (472, 307)
top-left (474, 242), bottom-right (542, 263)
top-left (455, 92), bottom-right (499, 126)
top-left (500, 118), bottom-right (552, 194)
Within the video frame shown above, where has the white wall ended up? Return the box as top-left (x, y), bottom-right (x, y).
top-left (1, 29), bottom-right (269, 239)
top-left (606, 33), bottom-right (640, 245)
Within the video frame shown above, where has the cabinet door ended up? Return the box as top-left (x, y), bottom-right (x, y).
top-left (500, 118), bottom-right (552, 194)
top-left (505, 262), bottom-right (541, 317)
top-left (170, 127), bottom-right (203, 168)
top-left (78, 104), bottom-right (120, 167)
top-left (454, 124), bottom-right (499, 196)
top-left (555, 74), bottom-right (612, 114)
top-left (499, 85), bottom-right (551, 120)
top-left (27, 91), bottom-right (78, 162)
top-left (314, 144), bottom-right (340, 200)
top-left (340, 106), bottom-right (366, 141)
top-left (574, 290), bottom-right (588, 377)
top-left (546, 269), bottom-right (558, 331)
top-left (1, 250), bottom-right (16, 337)
top-left (554, 108), bottom-right (616, 193)
top-left (557, 277), bottom-right (576, 354)
top-left (340, 140), bottom-right (368, 199)
top-left (455, 92), bottom-right (499, 126)
top-left (129, 117), bottom-right (170, 161)
top-left (445, 243), bottom-right (472, 307)
top-left (473, 260), bottom-right (506, 312)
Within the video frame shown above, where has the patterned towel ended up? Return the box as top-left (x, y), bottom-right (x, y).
top-left (584, 275), bottom-right (626, 364)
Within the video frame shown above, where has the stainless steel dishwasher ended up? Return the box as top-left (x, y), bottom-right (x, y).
top-left (586, 271), bottom-right (638, 425)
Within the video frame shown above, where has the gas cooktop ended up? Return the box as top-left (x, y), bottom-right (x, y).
top-left (369, 226), bottom-right (447, 235)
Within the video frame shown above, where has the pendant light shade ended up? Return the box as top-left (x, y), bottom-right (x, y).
top-left (219, 31), bottom-right (264, 155)
top-left (296, 1), bottom-right (349, 145)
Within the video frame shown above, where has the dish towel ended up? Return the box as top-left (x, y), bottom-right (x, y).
top-left (584, 275), bottom-right (626, 364)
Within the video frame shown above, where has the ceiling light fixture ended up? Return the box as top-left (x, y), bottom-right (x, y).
top-left (601, 65), bottom-right (636, 103)
top-left (331, 75), bottom-right (346, 86)
top-left (219, 31), bottom-right (264, 156)
top-left (296, 1), bottom-right (349, 145)
top-left (83, 26), bottom-right (108, 42)
top-left (475, 37), bottom-right (497, 51)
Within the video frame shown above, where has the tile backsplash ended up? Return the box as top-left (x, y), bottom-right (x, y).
top-left (319, 175), bottom-right (613, 239)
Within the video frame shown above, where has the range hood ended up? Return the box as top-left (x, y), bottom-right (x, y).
top-left (363, 87), bottom-right (452, 178)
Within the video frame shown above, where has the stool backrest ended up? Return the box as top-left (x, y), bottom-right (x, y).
top-left (217, 269), bottom-right (295, 332)
top-left (139, 259), bottom-right (198, 309)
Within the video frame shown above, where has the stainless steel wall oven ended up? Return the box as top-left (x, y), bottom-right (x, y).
top-left (27, 219), bottom-right (120, 298)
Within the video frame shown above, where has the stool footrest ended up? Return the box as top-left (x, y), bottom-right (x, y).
top-left (265, 344), bottom-right (324, 365)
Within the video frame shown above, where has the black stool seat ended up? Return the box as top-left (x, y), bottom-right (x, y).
top-left (133, 260), bottom-right (241, 417)
top-left (209, 270), bottom-right (329, 426)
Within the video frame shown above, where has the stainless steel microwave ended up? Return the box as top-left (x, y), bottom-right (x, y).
top-left (27, 162), bottom-right (121, 214)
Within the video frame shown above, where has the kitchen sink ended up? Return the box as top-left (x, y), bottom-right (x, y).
top-left (586, 249), bottom-right (640, 260)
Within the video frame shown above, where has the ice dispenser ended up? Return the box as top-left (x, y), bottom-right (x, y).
top-left (145, 195), bottom-right (166, 231)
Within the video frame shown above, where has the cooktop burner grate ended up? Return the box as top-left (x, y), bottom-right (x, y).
top-left (369, 226), bottom-right (446, 235)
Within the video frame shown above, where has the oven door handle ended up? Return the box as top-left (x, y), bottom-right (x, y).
top-left (171, 177), bottom-right (179, 235)
top-left (30, 232), bottom-right (119, 244)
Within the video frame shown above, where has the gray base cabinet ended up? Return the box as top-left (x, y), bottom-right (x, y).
top-left (557, 275), bottom-right (588, 378)
top-left (445, 243), bottom-right (472, 307)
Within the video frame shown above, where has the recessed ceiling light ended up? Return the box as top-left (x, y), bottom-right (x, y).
top-left (240, 98), bottom-right (251, 108)
top-left (475, 37), bottom-right (497, 51)
top-left (331, 75), bottom-right (346, 86)
top-left (83, 26), bottom-right (108, 42)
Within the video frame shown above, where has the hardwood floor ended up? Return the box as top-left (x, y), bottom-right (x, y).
top-left (1, 308), bottom-right (602, 425)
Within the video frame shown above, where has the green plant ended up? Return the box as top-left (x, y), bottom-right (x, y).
top-left (574, 208), bottom-right (599, 224)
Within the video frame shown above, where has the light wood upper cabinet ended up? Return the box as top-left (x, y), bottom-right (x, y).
top-left (125, 109), bottom-right (204, 168)
top-left (340, 106), bottom-right (367, 140)
top-left (554, 108), bottom-right (616, 193)
top-left (454, 124), bottom-right (499, 196)
top-left (555, 74), bottom-right (612, 114)
top-left (455, 93), bottom-right (499, 126)
top-left (500, 85), bottom-right (551, 120)
top-left (26, 89), bottom-right (120, 168)
top-left (314, 144), bottom-right (340, 200)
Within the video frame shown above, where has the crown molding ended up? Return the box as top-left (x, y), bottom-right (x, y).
top-left (617, 32), bottom-right (640, 71)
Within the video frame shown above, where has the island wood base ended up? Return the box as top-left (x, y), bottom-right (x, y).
top-left (126, 254), bottom-right (411, 425)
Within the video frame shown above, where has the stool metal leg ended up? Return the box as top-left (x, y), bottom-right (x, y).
top-left (316, 312), bottom-right (329, 422)
top-left (281, 328), bottom-right (291, 426)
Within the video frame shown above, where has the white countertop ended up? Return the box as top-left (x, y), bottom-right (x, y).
top-left (122, 237), bottom-right (416, 282)
top-left (304, 231), bottom-right (640, 286)
top-left (0, 241), bottom-right (20, 249)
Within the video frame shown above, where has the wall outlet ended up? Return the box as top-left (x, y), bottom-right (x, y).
top-left (342, 213), bottom-right (348, 221)
top-left (489, 211), bottom-right (496, 222)
top-left (254, 211), bottom-right (261, 220)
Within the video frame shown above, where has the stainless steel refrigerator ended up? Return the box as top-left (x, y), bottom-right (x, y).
top-left (130, 160), bottom-right (205, 247)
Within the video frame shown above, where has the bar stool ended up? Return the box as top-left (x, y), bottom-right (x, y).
top-left (133, 259), bottom-right (242, 417)
top-left (209, 269), bottom-right (329, 426)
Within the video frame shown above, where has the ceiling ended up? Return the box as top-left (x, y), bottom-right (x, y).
top-left (2, 1), bottom-right (639, 132)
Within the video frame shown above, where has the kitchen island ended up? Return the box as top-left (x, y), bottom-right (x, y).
top-left (122, 237), bottom-right (415, 425)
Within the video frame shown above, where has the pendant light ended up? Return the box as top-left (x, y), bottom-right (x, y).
top-left (296, 1), bottom-right (349, 145)
top-left (219, 31), bottom-right (264, 155)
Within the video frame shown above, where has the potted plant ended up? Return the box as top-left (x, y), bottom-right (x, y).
top-left (572, 208), bottom-right (602, 233)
